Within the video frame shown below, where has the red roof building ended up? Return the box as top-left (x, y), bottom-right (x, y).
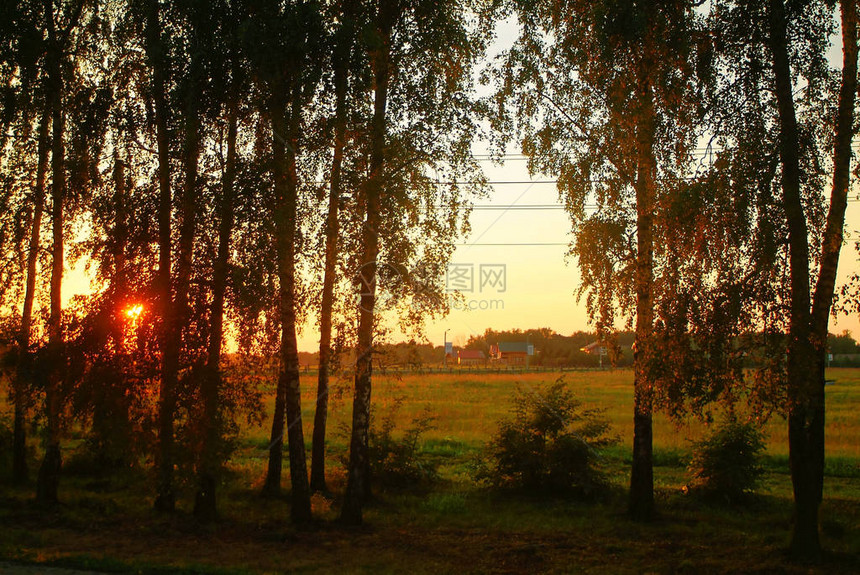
top-left (457, 349), bottom-right (486, 365)
top-left (489, 342), bottom-right (532, 365)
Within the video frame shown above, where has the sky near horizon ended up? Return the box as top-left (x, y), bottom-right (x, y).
top-left (291, 155), bottom-right (860, 353)
top-left (58, 162), bottom-right (860, 353)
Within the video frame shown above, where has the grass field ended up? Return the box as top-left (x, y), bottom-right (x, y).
top-left (294, 367), bottom-right (860, 457)
top-left (235, 367), bottom-right (860, 483)
top-left (1, 368), bottom-right (859, 574)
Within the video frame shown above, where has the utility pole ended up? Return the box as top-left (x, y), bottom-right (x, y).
top-left (443, 329), bottom-right (449, 369)
top-left (526, 333), bottom-right (530, 371)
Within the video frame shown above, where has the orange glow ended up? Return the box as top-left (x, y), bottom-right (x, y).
top-left (125, 304), bottom-right (144, 320)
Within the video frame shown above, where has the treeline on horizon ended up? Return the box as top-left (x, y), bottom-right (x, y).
top-left (0, 0), bottom-right (859, 563)
top-left (336, 329), bottom-right (860, 369)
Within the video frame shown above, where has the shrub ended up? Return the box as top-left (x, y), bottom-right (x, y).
top-left (364, 400), bottom-right (439, 489)
top-left (474, 379), bottom-right (617, 499)
top-left (687, 419), bottom-right (766, 503)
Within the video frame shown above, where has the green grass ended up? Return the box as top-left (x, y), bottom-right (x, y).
top-left (1, 368), bottom-right (859, 573)
top-left (261, 367), bottom-right (860, 460)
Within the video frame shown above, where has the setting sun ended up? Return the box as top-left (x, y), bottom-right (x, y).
top-left (125, 304), bottom-right (144, 320)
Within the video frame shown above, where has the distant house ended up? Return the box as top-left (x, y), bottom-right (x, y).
top-left (489, 342), bottom-right (531, 365)
top-left (580, 341), bottom-right (606, 355)
top-left (457, 349), bottom-right (486, 366)
top-left (580, 341), bottom-right (608, 367)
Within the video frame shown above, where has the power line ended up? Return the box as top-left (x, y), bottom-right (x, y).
top-left (433, 178), bottom-right (705, 185)
top-left (469, 204), bottom-right (574, 210)
top-left (459, 235), bottom-right (859, 246)
top-left (458, 242), bottom-right (570, 246)
top-left (437, 200), bottom-right (860, 211)
top-left (430, 178), bottom-right (860, 194)
top-left (470, 145), bottom-right (860, 160)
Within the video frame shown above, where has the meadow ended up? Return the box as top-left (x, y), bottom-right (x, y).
top-left (291, 367), bottom-right (860, 457)
top-left (1, 368), bottom-right (859, 574)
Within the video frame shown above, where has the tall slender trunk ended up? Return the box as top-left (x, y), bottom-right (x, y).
top-left (195, 97), bottom-right (239, 521)
top-left (628, 74), bottom-right (656, 523)
top-left (262, 368), bottom-right (287, 497)
top-left (809, 0), bottom-right (858, 507)
top-left (282, 80), bottom-right (312, 524)
top-left (111, 154), bottom-right (129, 308)
top-left (111, 154), bottom-right (128, 324)
top-left (174, 44), bottom-right (202, 370)
top-left (37, 1), bottom-right (65, 503)
top-left (13, 108), bottom-right (50, 485)
top-left (311, 4), bottom-right (353, 493)
top-left (262, 88), bottom-right (290, 499)
top-left (262, 80), bottom-right (312, 521)
top-left (341, 5), bottom-right (392, 525)
top-left (91, 152), bottom-right (131, 465)
top-left (146, 0), bottom-right (177, 513)
top-left (157, 33), bottom-right (203, 508)
top-left (768, 0), bottom-right (820, 561)
top-left (113, 154), bottom-right (130, 448)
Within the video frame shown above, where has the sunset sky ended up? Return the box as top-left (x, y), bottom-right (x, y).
top-left (364, 157), bottom-right (860, 353)
top-left (55, 142), bottom-right (860, 354)
top-left (402, 18), bottom-right (860, 352)
top-left (422, 165), bottom-right (860, 352)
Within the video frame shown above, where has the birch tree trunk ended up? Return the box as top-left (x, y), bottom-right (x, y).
top-left (36, 0), bottom-right (66, 504)
top-left (13, 109), bottom-right (50, 485)
top-left (195, 97), bottom-right (239, 521)
top-left (146, 0), bottom-right (178, 513)
top-left (311, 1), bottom-right (354, 493)
top-left (628, 74), bottom-right (657, 522)
top-left (341, 1), bottom-right (393, 525)
top-left (767, 0), bottom-right (820, 560)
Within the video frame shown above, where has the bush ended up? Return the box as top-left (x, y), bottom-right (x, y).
top-left (687, 419), bottom-right (766, 503)
top-left (474, 379), bottom-right (617, 499)
top-left (366, 400), bottom-right (439, 489)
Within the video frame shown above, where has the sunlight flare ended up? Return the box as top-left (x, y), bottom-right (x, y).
top-left (125, 304), bottom-right (144, 320)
